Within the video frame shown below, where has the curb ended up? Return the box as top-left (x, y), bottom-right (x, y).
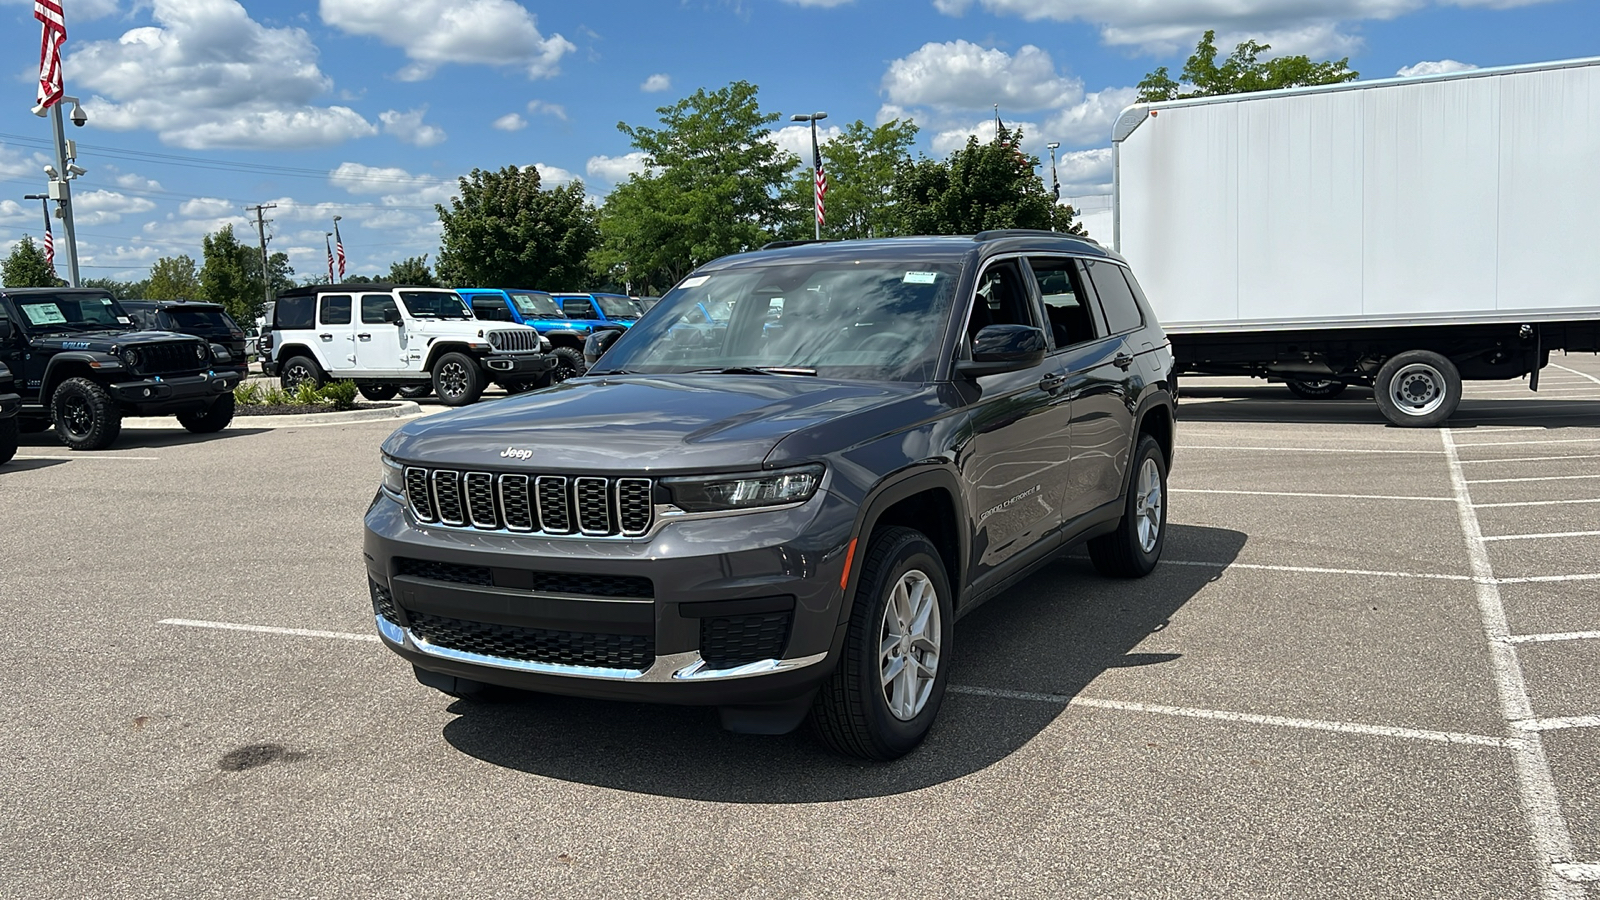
top-left (121, 402), bottom-right (426, 429)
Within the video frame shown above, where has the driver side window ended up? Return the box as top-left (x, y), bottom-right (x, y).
top-left (965, 259), bottom-right (1040, 345)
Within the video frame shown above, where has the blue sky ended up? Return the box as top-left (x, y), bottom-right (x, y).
top-left (1, 0), bottom-right (1596, 284)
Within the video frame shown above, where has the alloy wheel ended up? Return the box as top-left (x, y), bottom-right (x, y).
top-left (1135, 457), bottom-right (1163, 553)
top-left (879, 569), bottom-right (942, 721)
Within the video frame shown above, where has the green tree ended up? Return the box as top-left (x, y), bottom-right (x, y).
top-left (387, 255), bottom-right (438, 287)
top-left (249, 250), bottom-right (294, 299)
top-left (144, 254), bottom-right (201, 300)
top-left (2, 236), bottom-right (63, 287)
top-left (199, 225), bottom-right (259, 324)
top-left (435, 165), bottom-right (599, 290)
top-left (592, 81), bottom-right (795, 293)
top-left (891, 127), bottom-right (1082, 236)
top-left (1137, 29), bottom-right (1359, 102)
top-left (779, 118), bottom-right (919, 241)
top-left (82, 276), bottom-right (145, 299)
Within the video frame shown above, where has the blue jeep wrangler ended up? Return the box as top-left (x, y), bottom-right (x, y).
top-left (457, 288), bottom-right (602, 384)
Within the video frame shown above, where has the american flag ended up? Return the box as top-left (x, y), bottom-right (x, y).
top-left (333, 221), bottom-right (346, 279)
top-left (33, 0), bottom-right (66, 115)
top-left (812, 127), bottom-right (827, 228)
top-left (43, 219), bottom-right (55, 273)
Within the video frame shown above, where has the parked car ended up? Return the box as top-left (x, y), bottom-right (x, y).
top-left (457, 288), bottom-right (592, 383)
top-left (0, 288), bottom-right (239, 450)
top-left (261, 283), bottom-right (555, 406)
top-left (120, 299), bottom-right (249, 375)
top-left (552, 292), bottom-right (642, 330)
top-left (367, 231), bottom-right (1176, 759)
top-left (0, 361), bottom-right (18, 466)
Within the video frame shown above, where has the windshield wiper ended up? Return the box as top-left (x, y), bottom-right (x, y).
top-left (691, 366), bottom-right (817, 376)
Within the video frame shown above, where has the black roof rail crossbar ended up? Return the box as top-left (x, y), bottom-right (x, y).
top-left (972, 228), bottom-right (1069, 242)
top-left (761, 239), bottom-right (838, 250)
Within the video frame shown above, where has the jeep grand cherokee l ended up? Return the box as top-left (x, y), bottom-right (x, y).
top-left (365, 231), bottom-right (1176, 760)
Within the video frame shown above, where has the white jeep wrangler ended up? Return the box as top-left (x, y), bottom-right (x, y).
top-left (265, 284), bottom-right (554, 406)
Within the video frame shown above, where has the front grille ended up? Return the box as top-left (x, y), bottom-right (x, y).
top-left (487, 329), bottom-right (540, 353)
top-left (136, 341), bottom-right (202, 375)
top-left (407, 612), bottom-right (655, 669)
top-left (402, 466), bottom-right (652, 538)
top-left (700, 611), bottom-right (792, 670)
top-left (369, 579), bottom-right (399, 623)
top-left (394, 557), bottom-right (652, 599)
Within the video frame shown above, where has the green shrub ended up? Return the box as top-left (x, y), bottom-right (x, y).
top-left (293, 381), bottom-right (325, 406)
top-left (322, 380), bottom-right (359, 411)
top-left (261, 386), bottom-right (292, 406)
top-left (234, 382), bottom-right (264, 405)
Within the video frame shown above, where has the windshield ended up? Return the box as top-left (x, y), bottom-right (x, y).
top-left (14, 293), bottom-right (131, 332)
top-left (166, 308), bottom-right (234, 332)
top-left (590, 260), bottom-right (961, 382)
top-left (400, 290), bottom-right (473, 320)
top-left (510, 292), bottom-right (565, 319)
top-left (593, 295), bottom-right (639, 319)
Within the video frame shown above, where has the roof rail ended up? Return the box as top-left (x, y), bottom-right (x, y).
top-left (761, 239), bottom-right (837, 250)
top-left (972, 228), bottom-right (1072, 242)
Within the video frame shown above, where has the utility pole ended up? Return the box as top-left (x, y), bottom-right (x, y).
top-left (247, 203), bottom-right (276, 321)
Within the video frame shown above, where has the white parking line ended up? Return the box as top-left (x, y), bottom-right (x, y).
top-left (1508, 631), bottom-right (1600, 645)
top-left (1158, 559), bottom-right (1472, 582)
top-left (1441, 428), bottom-right (1583, 900)
top-left (1459, 454), bottom-right (1600, 465)
top-left (1178, 445), bottom-right (1443, 455)
top-left (159, 618), bottom-right (378, 642)
top-left (1456, 439), bottom-right (1598, 448)
top-left (14, 454), bottom-right (160, 461)
top-left (1552, 364), bottom-right (1600, 386)
top-left (1474, 498), bottom-right (1600, 509)
top-left (948, 685), bottom-right (1515, 748)
top-left (1552, 863), bottom-right (1600, 884)
top-left (1514, 716), bottom-right (1600, 733)
top-left (1496, 574), bottom-right (1600, 584)
top-left (1468, 475), bottom-right (1600, 484)
top-left (1173, 488), bottom-right (1451, 502)
top-left (1481, 531), bottom-right (1600, 542)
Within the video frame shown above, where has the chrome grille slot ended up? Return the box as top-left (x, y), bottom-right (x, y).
top-left (575, 478), bottom-right (612, 535)
top-left (617, 479), bottom-right (653, 536)
top-left (499, 474), bottom-right (535, 532)
top-left (464, 472), bottom-right (498, 528)
top-left (488, 329), bottom-right (539, 353)
top-left (432, 470), bottom-right (465, 526)
top-left (404, 467), bottom-right (435, 521)
top-left (537, 476), bottom-right (573, 533)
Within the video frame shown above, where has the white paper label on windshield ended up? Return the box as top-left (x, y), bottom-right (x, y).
top-left (116, 316), bottom-right (132, 324)
top-left (678, 275), bottom-right (710, 289)
top-left (903, 271), bottom-right (938, 284)
top-left (21, 303), bottom-right (66, 324)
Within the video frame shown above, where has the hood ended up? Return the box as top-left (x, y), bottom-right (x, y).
top-left (383, 374), bottom-right (923, 473)
top-left (31, 329), bottom-right (203, 354)
top-left (408, 319), bottom-right (535, 338)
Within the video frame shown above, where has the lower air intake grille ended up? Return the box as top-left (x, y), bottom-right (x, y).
top-left (393, 558), bottom-right (652, 599)
top-left (407, 613), bottom-right (655, 669)
top-left (700, 611), bottom-right (792, 670)
top-left (395, 557), bottom-right (492, 586)
top-left (369, 579), bottom-right (399, 623)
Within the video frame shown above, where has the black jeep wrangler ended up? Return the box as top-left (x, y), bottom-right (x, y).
top-left (0, 361), bottom-right (18, 466)
top-left (0, 288), bottom-right (241, 451)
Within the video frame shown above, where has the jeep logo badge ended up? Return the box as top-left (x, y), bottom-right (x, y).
top-left (500, 447), bottom-right (534, 460)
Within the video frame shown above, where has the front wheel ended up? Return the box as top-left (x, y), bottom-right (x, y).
top-left (1374, 350), bottom-right (1461, 428)
top-left (51, 377), bottom-right (123, 451)
top-left (1286, 379), bottom-right (1347, 400)
top-left (176, 394), bottom-right (235, 434)
top-left (358, 384), bottom-right (398, 402)
top-left (810, 526), bottom-right (954, 760)
top-left (432, 352), bottom-right (485, 406)
top-left (1087, 434), bottom-right (1167, 578)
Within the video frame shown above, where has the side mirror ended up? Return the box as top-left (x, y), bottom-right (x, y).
top-left (957, 324), bottom-right (1047, 378)
top-left (584, 326), bottom-right (626, 367)
top-left (383, 306), bottom-right (403, 325)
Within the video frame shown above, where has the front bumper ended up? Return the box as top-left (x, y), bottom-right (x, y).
top-left (363, 487), bottom-right (857, 706)
top-left (108, 370), bottom-right (240, 413)
top-left (0, 391), bottom-right (19, 418)
top-left (481, 352), bottom-right (555, 379)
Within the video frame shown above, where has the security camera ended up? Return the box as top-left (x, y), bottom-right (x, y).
top-left (43, 164), bottom-right (59, 178)
top-left (70, 105), bottom-right (87, 127)
top-left (67, 163), bottom-right (87, 177)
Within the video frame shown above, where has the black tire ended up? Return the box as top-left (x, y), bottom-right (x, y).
top-left (280, 356), bottom-right (324, 392)
top-left (502, 381), bottom-right (536, 394)
top-left (0, 417), bottom-right (16, 466)
top-left (1087, 434), bottom-right (1167, 578)
top-left (50, 377), bottom-right (123, 451)
top-left (398, 384), bottom-right (432, 399)
top-left (359, 384), bottom-right (398, 402)
top-left (1374, 350), bottom-right (1462, 428)
top-left (1285, 379), bottom-right (1348, 400)
top-left (432, 352), bottom-right (485, 406)
top-left (175, 394), bottom-right (235, 434)
top-left (550, 346), bottom-right (585, 383)
top-left (810, 526), bottom-right (954, 761)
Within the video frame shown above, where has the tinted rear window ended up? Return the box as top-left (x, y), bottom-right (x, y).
top-left (1082, 260), bottom-right (1144, 335)
top-left (166, 309), bottom-right (232, 331)
top-left (276, 296), bottom-right (315, 330)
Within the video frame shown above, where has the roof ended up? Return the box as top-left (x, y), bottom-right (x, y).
top-left (119, 298), bottom-right (225, 310)
top-left (701, 231), bottom-right (1120, 271)
top-left (276, 282), bottom-right (451, 298)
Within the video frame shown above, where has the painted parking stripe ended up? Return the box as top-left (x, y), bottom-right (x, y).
top-left (1508, 631), bottom-right (1600, 645)
top-left (1552, 364), bottom-right (1600, 386)
top-left (1552, 863), bottom-right (1600, 884)
top-left (1178, 445), bottom-right (1443, 455)
top-left (159, 618), bottom-right (378, 642)
top-left (1468, 474), bottom-right (1600, 484)
top-left (1495, 574), bottom-right (1600, 584)
top-left (1157, 559), bottom-right (1471, 581)
top-left (1480, 531), bottom-right (1600, 542)
top-left (948, 685), bottom-right (1514, 748)
top-left (1455, 438), bottom-right (1598, 448)
top-left (1474, 498), bottom-right (1600, 508)
top-left (1459, 454), bottom-right (1600, 465)
top-left (14, 454), bottom-right (160, 461)
top-left (1173, 488), bottom-right (1452, 502)
top-left (1513, 716), bottom-right (1600, 733)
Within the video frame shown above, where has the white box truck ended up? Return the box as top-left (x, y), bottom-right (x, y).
top-left (1111, 56), bottom-right (1600, 426)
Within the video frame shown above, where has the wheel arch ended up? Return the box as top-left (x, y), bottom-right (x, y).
top-left (40, 354), bottom-right (101, 400)
top-left (274, 344), bottom-right (324, 373)
top-left (842, 467), bottom-right (969, 625)
top-left (424, 341), bottom-right (478, 371)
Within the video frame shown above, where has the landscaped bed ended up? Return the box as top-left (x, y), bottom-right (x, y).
top-left (234, 380), bottom-right (398, 416)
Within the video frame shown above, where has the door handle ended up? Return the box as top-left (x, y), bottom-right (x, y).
top-left (318, 333), bottom-right (332, 341)
top-left (358, 333), bottom-right (372, 341)
top-left (1113, 352), bottom-right (1134, 370)
top-left (1039, 372), bottom-right (1066, 393)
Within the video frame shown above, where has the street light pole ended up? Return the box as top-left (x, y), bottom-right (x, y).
top-left (790, 111), bottom-right (828, 240)
top-left (40, 98), bottom-right (88, 287)
top-left (23, 193), bottom-right (50, 251)
top-left (1046, 142), bottom-right (1061, 202)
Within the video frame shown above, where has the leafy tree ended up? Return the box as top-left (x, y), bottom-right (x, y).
top-left (435, 165), bottom-right (599, 290)
top-left (2, 236), bottom-right (63, 287)
top-left (82, 276), bottom-right (145, 299)
top-left (249, 250), bottom-right (294, 299)
top-left (779, 118), bottom-right (919, 241)
top-left (342, 274), bottom-right (376, 284)
top-left (144, 254), bottom-right (201, 300)
top-left (891, 127), bottom-right (1083, 236)
top-left (592, 81), bottom-right (795, 293)
top-left (387, 255), bottom-right (438, 287)
top-left (199, 225), bottom-right (260, 324)
top-left (1137, 30), bottom-right (1358, 102)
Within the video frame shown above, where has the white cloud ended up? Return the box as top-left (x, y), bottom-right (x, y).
top-left (585, 152), bottom-right (653, 183)
top-left (113, 172), bottom-right (165, 192)
top-left (1398, 59), bottom-right (1478, 77)
top-left (0, 200), bottom-right (30, 226)
top-left (535, 164), bottom-right (579, 186)
top-left (1052, 148), bottom-right (1114, 195)
top-left (641, 73), bottom-right (672, 93)
top-left (930, 118), bottom-right (1041, 155)
top-left (178, 197), bottom-right (236, 218)
top-left (380, 107), bottom-right (447, 147)
top-left (0, 142), bottom-right (51, 181)
top-left (72, 190), bottom-right (157, 226)
top-left (781, 0), bottom-right (854, 6)
top-left (493, 113), bottom-right (528, 131)
top-left (1044, 86), bottom-right (1138, 146)
top-left (884, 41), bottom-right (1081, 111)
top-left (69, 0), bottom-right (375, 150)
top-left (769, 123), bottom-right (844, 165)
top-left (327, 162), bottom-right (458, 206)
top-left (320, 0), bottom-right (574, 81)
top-left (527, 100), bottom-right (568, 120)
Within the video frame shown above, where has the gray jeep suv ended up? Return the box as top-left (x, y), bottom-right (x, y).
top-left (365, 231), bottom-right (1176, 759)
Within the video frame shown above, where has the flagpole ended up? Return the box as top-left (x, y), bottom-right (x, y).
top-left (790, 111), bottom-right (828, 240)
top-left (47, 101), bottom-right (81, 287)
top-left (23, 193), bottom-right (52, 274)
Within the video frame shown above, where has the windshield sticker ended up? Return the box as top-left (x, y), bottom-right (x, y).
top-left (903, 271), bottom-right (938, 284)
top-left (679, 275), bottom-right (710, 289)
top-left (116, 316), bottom-right (132, 324)
top-left (21, 303), bottom-right (66, 324)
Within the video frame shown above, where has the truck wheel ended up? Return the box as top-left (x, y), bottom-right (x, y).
top-left (51, 378), bottom-right (123, 451)
top-left (398, 384), bottom-right (432, 399)
top-left (1286, 379), bottom-right (1347, 400)
top-left (1374, 350), bottom-right (1461, 428)
top-left (359, 384), bottom-right (398, 402)
top-left (175, 394), bottom-right (235, 434)
top-left (550, 347), bottom-right (585, 383)
top-left (1087, 434), bottom-right (1167, 578)
top-left (433, 352), bottom-right (485, 406)
top-left (280, 356), bottom-right (323, 392)
top-left (0, 417), bottom-right (16, 466)
top-left (810, 526), bottom-right (953, 760)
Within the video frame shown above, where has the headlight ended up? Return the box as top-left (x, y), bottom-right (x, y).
top-left (381, 455), bottom-right (406, 496)
top-left (660, 464), bottom-right (823, 513)
top-left (122, 348), bottom-right (141, 367)
top-left (195, 343), bottom-right (207, 360)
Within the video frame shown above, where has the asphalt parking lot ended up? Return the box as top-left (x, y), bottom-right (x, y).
top-left (2, 357), bottom-right (1598, 899)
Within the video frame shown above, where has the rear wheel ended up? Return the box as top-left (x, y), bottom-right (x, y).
top-left (280, 356), bottom-right (323, 392)
top-left (550, 346), bottom-right (585, 383)
top-left (1285, 379), bottom-right (1347, 400)
top-left (0, 417), bottom-right (16, 466)
top-left (432, 352), bottom-right (485, 406)
top-left (51, 378), bottom-right (123, 451)
top-left (1087, 434), bottom-right (1167, 578)
top-left (1374, 350), bottom-right (1461, 428)
top-left (176, 394), bottom-right (235, 434)
top-left (398, 384), bottom-right (432, 399)
top-left (358, 384), bottom-right (398, 402)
